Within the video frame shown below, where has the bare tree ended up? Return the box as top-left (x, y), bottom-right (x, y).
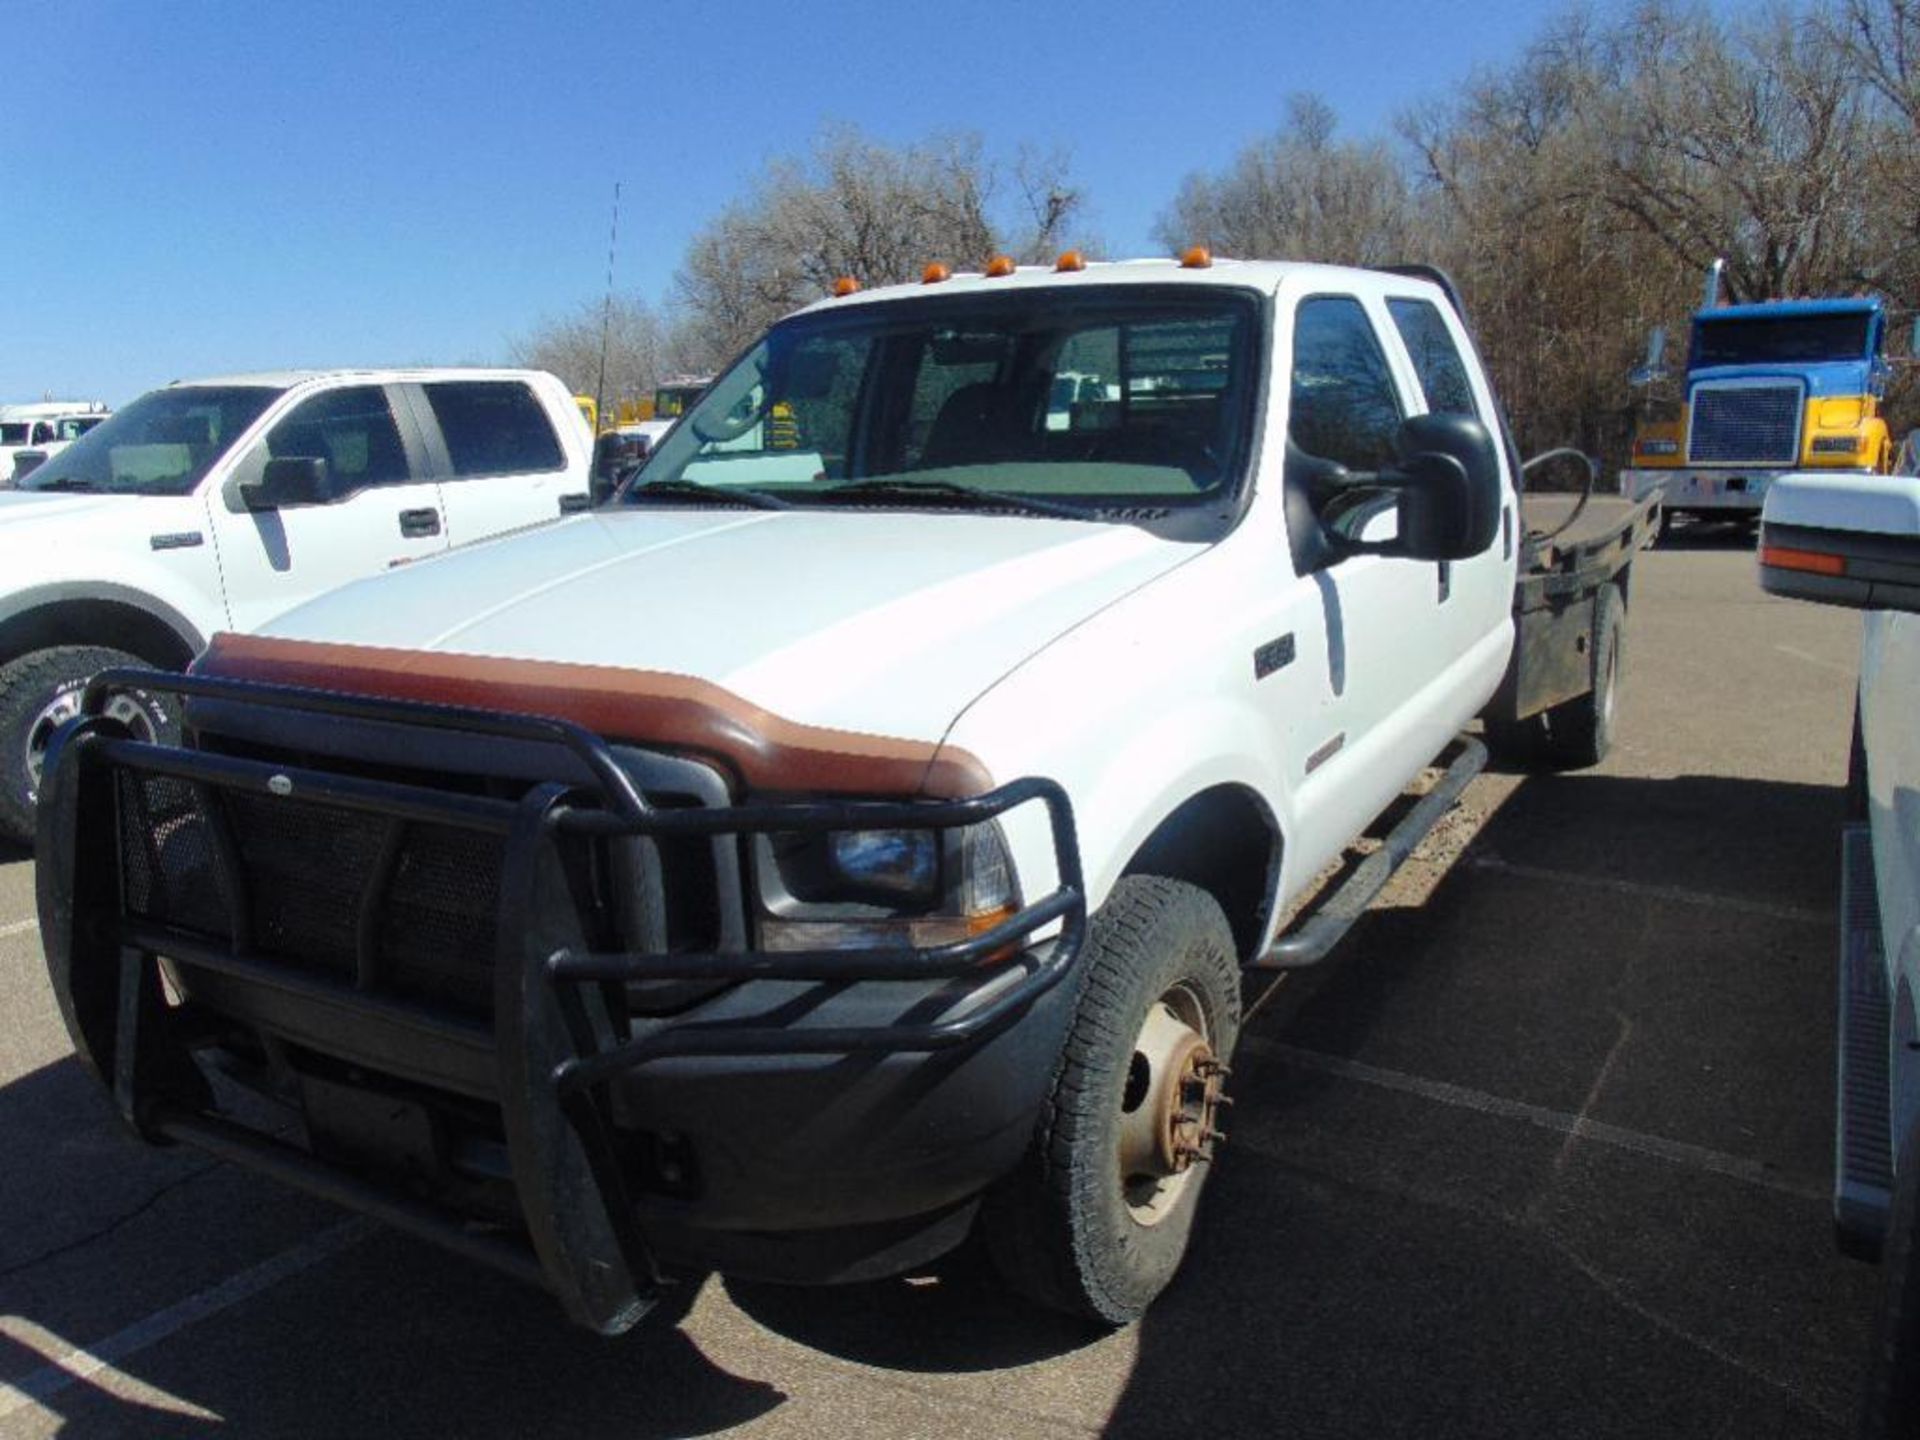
top-left (510, 295), bottom-right (668, 414)
top-left (1154, 94), bottom-right (1415, 265)
top-left (1574, 2), bottom-right (1874, 303)
top-left (669, 125), bottom-right (1093, 365)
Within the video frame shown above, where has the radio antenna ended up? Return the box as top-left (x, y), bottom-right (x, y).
top-left (594, 180), bottom-right (621, 433)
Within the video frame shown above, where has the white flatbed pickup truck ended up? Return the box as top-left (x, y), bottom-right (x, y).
top-left (1759, 472), bottom-right (1920, 1436)
top-left (35, 256), bottom-right (1651, 1335)
top-left (0, 367), bottom-right (593, 842)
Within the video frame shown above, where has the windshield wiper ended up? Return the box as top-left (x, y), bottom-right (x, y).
top-left (815, 478), bottom-right (1090, 522)
top-left (624, 477), bottom-right (791, 511)
top-left (26, 477), bottom-right (100, 493)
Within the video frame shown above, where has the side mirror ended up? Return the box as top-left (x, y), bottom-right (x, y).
top-left (1629, 326), bottom-right (1669, 388)
top-left (12, 451), bottom-right (46, 482)
top-left (1760, 473), bottom-right (1920, 613)
top-left (591, 432), bottom-right (626, 488)
top-left (1388, 452), bottom-right (1477, 560)
top-left (1387, 413), bottom-right (1503, 560)
top-left (241, 456), bottom-right (330, 511)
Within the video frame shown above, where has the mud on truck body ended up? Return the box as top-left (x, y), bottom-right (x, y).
top-left (37, 255), bottom-right (1650, 1333)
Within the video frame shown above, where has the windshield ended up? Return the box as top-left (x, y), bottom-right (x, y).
top-left (1692, 312), bottom-right (1876, 367)
top-left (627, 286), bottom-right (1260, 534)
top-left (19, 386), bottom-right (282, 496)
top-left (653, 384), bottom-right (703, 418)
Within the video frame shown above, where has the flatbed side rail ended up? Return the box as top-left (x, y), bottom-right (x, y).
top-left (37, 669), bottom-right (1088, 1335)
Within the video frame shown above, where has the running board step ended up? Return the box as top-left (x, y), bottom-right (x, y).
top-left (1253, 737), bottom-right (1486, 970)
top-left (1837, 822), bottom-right (1894, 1261)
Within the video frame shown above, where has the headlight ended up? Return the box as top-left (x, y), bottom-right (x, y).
top-left (1812, 435), bottom-right (1864, 454)
top-left (1636, 438), bottom-right (1680, 457)
top-left (755, 819), bottom-right (1020, 952)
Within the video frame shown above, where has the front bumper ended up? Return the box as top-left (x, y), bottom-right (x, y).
top-left (35, 668), bottom-right (1087, 1333)
top-left (1622, 467), bottom-right (1780, 512)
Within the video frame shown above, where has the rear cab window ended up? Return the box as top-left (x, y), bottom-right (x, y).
top-left (1386, 297), bottom-right (1483, 420)
top-left (421, 382), bottom-right (565, 478)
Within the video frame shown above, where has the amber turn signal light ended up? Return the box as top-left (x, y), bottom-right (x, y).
top-left (985, 255), bottom-right (1017, 277)
top-left (1180, 245), bottom-right (1213, 269)
top-left (1760, 545), bottom-right (1846, 577)
top-left (1054, 250), bottom-right (1087, 272)
top-left (922, 263), bottom-right (951, 284)
top-left (831, 276), bottom-right (860, 297)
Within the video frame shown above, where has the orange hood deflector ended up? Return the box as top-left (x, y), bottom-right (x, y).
top-left (193, 633), bottom-right (992, 800)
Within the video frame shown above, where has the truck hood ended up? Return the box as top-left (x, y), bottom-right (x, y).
top-left (0, 490), bottom-right (131, 529)
top-left (263, 507), bottom-right (1202, 742)
top-left (1689, 359), bottom-right (1872, 398)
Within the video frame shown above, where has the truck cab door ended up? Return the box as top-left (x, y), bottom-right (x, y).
top-left (1273, 293), bottom-right (1470, 858)
top-left (203, 383), bottom-right (449, 633)
top-left (400, 379), bottom-right (585, 541)
top-left (1380, 293), bottom-right (1518, 687)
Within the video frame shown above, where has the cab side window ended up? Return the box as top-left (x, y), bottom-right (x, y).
top-left (1387, 298), bottom-right (1481, 419)
top-left (266, 386), bottom-right (412, 498)
top-left (421, 381), bottom-right (564, 477)
top-left (1289, 297), bottom-right (1404, 471)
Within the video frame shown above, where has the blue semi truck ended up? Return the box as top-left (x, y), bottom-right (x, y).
top-left (1623, 264), bottom-right (1895, 536)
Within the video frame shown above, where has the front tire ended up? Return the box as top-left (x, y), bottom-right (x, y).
top-left (0, 646), bottom-right (175, 844)
top-left (982, 875), bottom-right (1241, 1324)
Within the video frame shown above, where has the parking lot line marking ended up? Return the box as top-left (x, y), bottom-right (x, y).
top-left (0, 1315), bottom-right (217, 1421)
top-left (1466, 855), bottom-right (1830, 926)
top-left (0, 918), bottom-right (35, 940)
top-left (1244, 1038), bottom-right (1827, 1203)
top-left (0, 1218), bottom-right (371, 1421)
top-left (1775, 643), bottom-right (1854, 676)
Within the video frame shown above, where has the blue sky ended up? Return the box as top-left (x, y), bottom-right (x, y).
top-left (11, 0), bottom-right (1594, 402)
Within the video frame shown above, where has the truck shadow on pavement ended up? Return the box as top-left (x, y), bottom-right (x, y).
top-left (1102, 767), bottom-right (1871, 1437)
top-left (0, 770), bottom-right (1876, 1438)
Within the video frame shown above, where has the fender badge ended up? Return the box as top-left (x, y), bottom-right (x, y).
top-left (1253, 633), bottom-right (1296, 680)
top-left (267, 774), bottom-right (294, 797)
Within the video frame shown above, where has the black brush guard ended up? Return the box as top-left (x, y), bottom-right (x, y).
top-left (35, 668), bottom-right (1087, 1334)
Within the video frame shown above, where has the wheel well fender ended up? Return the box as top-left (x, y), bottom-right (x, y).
top-left (0, 594), bottom-right (201, 672)
top-left (1119, 784), bottom-right (1283, 963)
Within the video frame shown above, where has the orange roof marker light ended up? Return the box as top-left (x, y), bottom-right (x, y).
top-left (831, 276), bottom-right (861, 297)
top-left (922, 262), bottom-right (952, 285)
top-left (985, 255), bottom-right (1017, 278)
top-left (1054, 250), bottom-right (1087, 273)
top-left (1180, 245), bottom-right (1214, 270)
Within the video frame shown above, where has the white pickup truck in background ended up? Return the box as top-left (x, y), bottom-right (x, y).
top-left (0, 401), bottom-right (110, 482)
top-left (35, 257), bottom-right (1650, 1336)
top-left (0, 367), bottom-right (592, 841)
top-left (1759, 471), bottom-right (1920, 1437)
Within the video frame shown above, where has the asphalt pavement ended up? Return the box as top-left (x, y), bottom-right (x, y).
top-left (0, 520), bottom-right (1884, 1437)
